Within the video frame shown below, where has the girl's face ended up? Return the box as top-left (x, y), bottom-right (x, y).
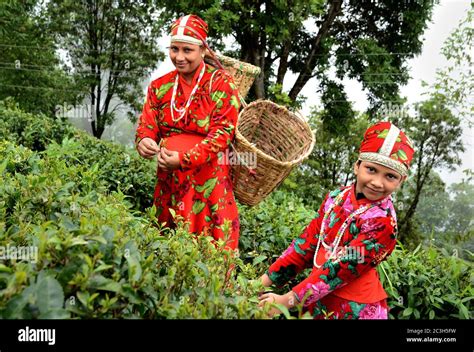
top-left (354, 161), bottom-right (404, 201)
top-left (169, 42), bottom-right (204, 78)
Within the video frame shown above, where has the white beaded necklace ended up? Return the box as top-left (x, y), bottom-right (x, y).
top-left (170, 63), bottom-right (206, 123)
top-left (313, 188), bottom-right (383, 268)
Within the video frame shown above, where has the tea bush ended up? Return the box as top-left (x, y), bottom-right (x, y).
top-left (0, 103), bottom-right (156, 211)
top-left (380, 244), bottom-right (473, 319)
top-left (0, 101), bottom-right (75, 152)
top-left (238, 190), bottom-right (316, 273)
top-left (1, 103), bottom-right (471, 319)
top-left (0, 141), bottom-right (266, 319)
top-left (43, 135), bottom-right (156, 211)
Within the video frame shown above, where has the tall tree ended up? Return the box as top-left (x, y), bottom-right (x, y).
top-left (447, 175), bottom-right (474, 242)
top-left (154, 0), bottom-right (434, 116)
top-left (395, 5), bottom-right (473, 242)
top-left (411, 172), bottom-right (450, 237)
top-left (0, 0), bottom-right (78, 115)
top-left (47, 0), bottom-right (164, 138)
top-left (434, 2), bottom-right (473, 126)
top-left (396, 98), bottom-right (464, 242)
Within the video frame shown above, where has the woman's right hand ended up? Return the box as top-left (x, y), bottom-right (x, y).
top-left (137, 138), bottom-right (160, 159)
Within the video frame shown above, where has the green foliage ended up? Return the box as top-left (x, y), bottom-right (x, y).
top-left (0, 0), bottom-right (80, 115)
top-left (266, 84), bottom-right (305, 111)
top-left (379, 244), bottom-right (473, 319)
top-left (281, 113), bottom-right (369, 208)
top-left (397, 98), bottom-right (464, 242)
top-left (0, 106), bottom-right (470, 320)
top-left (0, 140), bottom-right (266, 319)
top-left (436, 2), bottom-right (473, 124)
top-left (447, 179), bottom-right (474, 241)
top-left (0, 99), bottom-right (76, 151)
top-left (411, 172), bottom-right (450, 236)
top-left (44, 135), bottom-right (156, 211)
top-left (238, 190), bottom-right (316, 274)
top-left (0, 103), bottom-right (155, 211)
top-left (411, 173), bottom-right (474, 261)
top-left (154, 0), bottom-right (434, 105)
top-left (319, 79), bottom-right (356, 134)
top-left (46, 0), bottom-right (164, 138)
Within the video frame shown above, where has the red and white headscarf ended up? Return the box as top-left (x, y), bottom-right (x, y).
top-left (358, 121), bottom-right (415, 177)
top-left (170, 14), bottom-right (208, 46)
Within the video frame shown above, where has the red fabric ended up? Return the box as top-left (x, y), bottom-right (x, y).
top-left (136, 63), bottom-right (241, 250)
top-left (161, 133), bottom-right (204, 152)
top-left (178, 74), bottom-right (193, 101)
top-left (314, 295), bottom-right (389, 319)
top-left (311, 236), bottom-right (386, 303)
top-left (359, 121), bottom-right (415, 171)
top-left (170, 14), bottom-right (208, 43)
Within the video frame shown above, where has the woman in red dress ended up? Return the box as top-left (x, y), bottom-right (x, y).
top-left (136, 14), bottom-right (240, 250)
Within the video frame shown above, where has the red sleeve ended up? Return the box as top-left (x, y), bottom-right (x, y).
top-left (178, 70), bottom-right (240, 170)
top-left (135, 83), bottom-right (160, 147)
top-left (266, 194), bottom-right (329, 287)
top-left (291, 214), bottom-right (397, 304)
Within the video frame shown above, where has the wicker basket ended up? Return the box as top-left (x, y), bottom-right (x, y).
top-left (204, 53), bottom-right (261, 99)
top-left (231, 100), bottom-right (315, 206)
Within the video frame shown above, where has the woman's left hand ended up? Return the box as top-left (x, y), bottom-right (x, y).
top-left (157, 147), bottom-right (180, 172)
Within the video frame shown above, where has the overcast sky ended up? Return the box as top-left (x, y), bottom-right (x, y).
top-left (152, 0), bottom-right (472, 185)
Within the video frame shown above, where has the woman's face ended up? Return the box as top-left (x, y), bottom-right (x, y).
top-left (169, 42), bottom-right (204, 78)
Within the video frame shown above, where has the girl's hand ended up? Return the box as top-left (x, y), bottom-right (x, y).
top-left (258, 291), bottom-right (297, 318)
top-left (260, 273), bottom-right (273, 287)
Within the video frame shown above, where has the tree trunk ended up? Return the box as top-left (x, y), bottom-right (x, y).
top-left (276, 39), bottom-right (291, 86)
top-left (289, 0), bottom-right (342, 101)
top-left (398, 133), bottom-right (442, 242)
top-left (254, 28), bottom-right (266, 99)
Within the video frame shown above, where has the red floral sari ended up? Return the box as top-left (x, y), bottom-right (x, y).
top-left (136, 62), bottom-right (240, 249)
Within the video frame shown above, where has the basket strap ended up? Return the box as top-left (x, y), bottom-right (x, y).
top-left (204, 47), bottom-right (225, 70)
top-left (209, 69), bottom-right (219, 94)
top-left (239, 95), bottom-right (248, 108)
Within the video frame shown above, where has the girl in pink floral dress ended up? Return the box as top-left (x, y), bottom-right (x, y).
top-left (258, 121), bottom-right (415, 319)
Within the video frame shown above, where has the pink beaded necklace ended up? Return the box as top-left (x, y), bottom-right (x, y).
top-left (313, 187), bottom-right (383, 268)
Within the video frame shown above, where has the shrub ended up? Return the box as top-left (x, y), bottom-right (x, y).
top-left (44, 135), bottom-right (156, 211)
top-left (0, 141), bottom-right (266, 319)
top-left (0, 101), bottom-right (75, 152)
top-left (379, 243), bottom-right (473, 319)
top-left (0, 103), bottom-right (156, 211)
top-left (238, 190), bottom-right (316, 273)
